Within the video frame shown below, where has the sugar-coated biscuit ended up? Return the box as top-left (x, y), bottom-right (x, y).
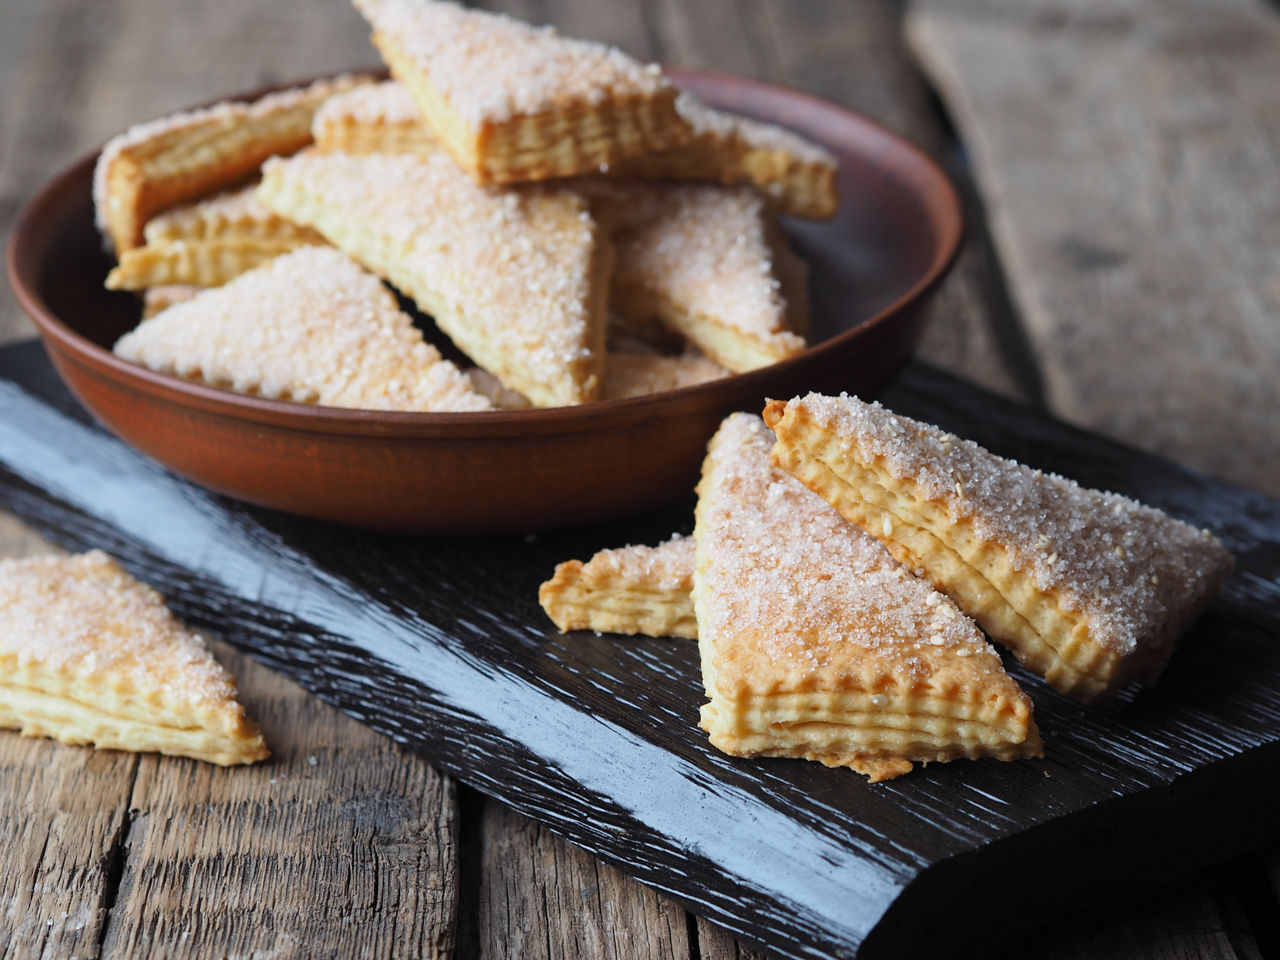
top-left (115, 247), bottom-right (492, 413)
top-left (764, 394), bottom-right (1235, 702)
top-left (597, 182), bottom-right (808, 373)
top-left (258, 150), bottom-right (611, 407)
top-left (540, 535), bottom-right (696, 639)
top-left (353, 0), bottom-right (689, 184)
top-left (313, 81), bottom-right (838, 218)
top-left (106, 186), bottom-right (327, 290)
top-left (693, 413), bottom-right (1041, 782)
top-left (0, 551), bottom-right (268, 766)
top-left (93, 75), bottom-right (368, 254)
top-left (611, 92), bottom-right (838, 219)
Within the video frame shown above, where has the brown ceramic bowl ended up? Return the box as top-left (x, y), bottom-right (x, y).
top-left (8, 70), bottom-right (961, 534)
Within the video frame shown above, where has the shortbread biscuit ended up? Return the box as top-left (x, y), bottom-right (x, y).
top-left (540, 535), bottom-right (696, 639)
top-left (764, 395), bottom-right (1235, 702)
top-left (612, 93), bottom-right (838, 219)
top-left (353, 0), bottom-right (689, 184)
top-left (600, 183), bottom-right (808, 373)
top-left (141, 285), bottom-right (200, 319)
top-left (0, 551), bottom-right (267, 766)
top-left (313, 81), bottom-right (838, 218)
top-left (115, 247), bottom-right (492, 412)
top-left (94, 75), bottom-right (367, 254)
top-left (258, 150), bottom-right (611, 407)
top-left (694, 414), bottom-right (1040, 781)
top-left (106, 186), bottom-right (327, 290)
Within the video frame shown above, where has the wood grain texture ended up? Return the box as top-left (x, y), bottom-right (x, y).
top-left (98, 639), bottom-right (459, 960)
top-left (907, 0), bottom-right (1280, 494)
top-left (478, 801), bottom-right (690, 960)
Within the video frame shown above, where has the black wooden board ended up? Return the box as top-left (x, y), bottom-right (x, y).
top-left (1, 339), bottom-right (1278, 959)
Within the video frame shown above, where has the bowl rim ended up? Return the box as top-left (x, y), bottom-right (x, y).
top-left (6, 67), bottom-right (962, 441)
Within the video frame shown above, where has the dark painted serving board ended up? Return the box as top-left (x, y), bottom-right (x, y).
top-left (1, 340), bottom-right (1278, 959)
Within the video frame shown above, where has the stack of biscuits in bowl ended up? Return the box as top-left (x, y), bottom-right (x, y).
top-left (97, 0), bottom-right (837, 412)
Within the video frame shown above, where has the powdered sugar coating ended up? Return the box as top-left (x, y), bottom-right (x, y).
top-left (587, 534), bottom-right (695, 593)
top-left (354, 0), bottom-right (671, 127)
top-left (787, 393), bottom-right (1234, 655)
top-left (608, 182), bottom-right (805, 347)
top-left (697, 414), bottom-right (1000, 694)
top-left (0, 551), bottom-right (238, 710)
top-left (258, 151), bottom-right (603, 406)
top-left (114, 247), bottom-right (492, 412)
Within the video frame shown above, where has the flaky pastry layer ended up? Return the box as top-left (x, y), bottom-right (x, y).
top-left (692, 413), bottom-right (1040, 782)
top-left (0, 551), bottom-right (266, 765)
top-left (355, 0), bottom-right (689, 184)
top-left (539, 535), bottom-right (696, 639)
top-left (93, 74), bottom-right (368, 254)
top-left (764, 394), bottom-right (1234, 702)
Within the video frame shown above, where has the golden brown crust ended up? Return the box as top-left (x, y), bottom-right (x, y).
top-left (105, 186), bottom-right (327, 290)
top-left (355, 0), bottom-right (690, 184)
top-left (93, 75), bottom-right (369, 254)
top-left (0, 551), bottom-right (267, 766)
top-left (539, 535), bottom-right (696, 639)
top-left (693, 413), bottom-right (1041, 782)
top-left (764, 394), bottom-right (1235, 702)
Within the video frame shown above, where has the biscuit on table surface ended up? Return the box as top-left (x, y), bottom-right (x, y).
top-left (353, 0), bottom-right (689, 184)
top-left (93, 74), bottom-right (368, 255)
top-left (106, 186), bottom-right (327, 290)
top-left (597, 182), bottom-right (808, 373)
top-left (0, 550), bottom-right (267, 766)
top-left (258, 150), bottom-right (611, 407)
top-left (694, 413), bottom-right (1041, 782)
top-left (114, 246), bottom-right (492, 413)
top-left (764, 394), bottom-right (1235, 702)
top-left (540, 535), bottom-right (696, 640)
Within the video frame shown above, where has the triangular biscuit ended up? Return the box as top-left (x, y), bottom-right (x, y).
top-left (612, 92), bottom-right (839, 219)
top-left (0, 551), bottom-right (267, 766)
top-left (258, 150), bottom-right (611, 406)
top-left (764, 394), bottom-right (1235, 702)
top-left (106, 186), bottom-right (327, 290)
top-left (115, 247), bottom-right (492, 413)
top-left (540, 535), bottom-right (696, 640)
top-left (94, 74), bottom-right (368, 254)
top-left (352, 0), bottom-right (689, 184)
top-left (598, 182), bottom-right (808, 373)
top-left (694, 414), bottom-right (1040, 782)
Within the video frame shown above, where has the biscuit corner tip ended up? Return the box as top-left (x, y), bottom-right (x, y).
top-left (761, 398), bottom-right (787, 428)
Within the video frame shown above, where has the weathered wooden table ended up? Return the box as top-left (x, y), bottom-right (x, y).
top-left (2, 1), bottom-right (1277, 957)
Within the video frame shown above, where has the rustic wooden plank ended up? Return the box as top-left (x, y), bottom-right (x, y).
top-left (906, 0), bottom-right (1280, 495)
top-left (477, 801), bottom-right (691, 960)
top-left (98, 636), bottom-right (459, 959)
